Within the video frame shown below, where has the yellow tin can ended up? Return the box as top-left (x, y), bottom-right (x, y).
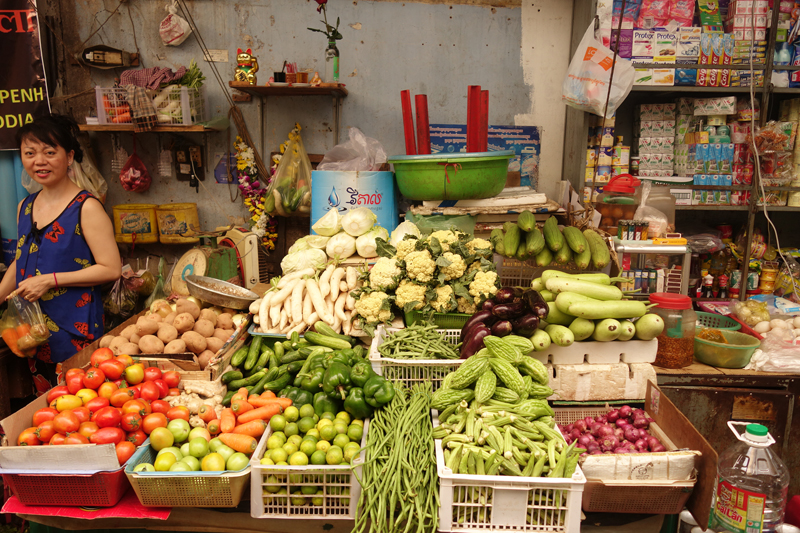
top-left (156, 203), bottom-right (200, 244)
top-left (112, 204), bottom-right (159, 244)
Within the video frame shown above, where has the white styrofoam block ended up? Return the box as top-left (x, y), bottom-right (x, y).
top-left (548, 363), bottom-right (628, 401)
top-left (620, 339), bottom-right (658, 363)
top-left (625, 363), bottom-right (658, 400)
top-left (530, 339), bottom-right (657, 365)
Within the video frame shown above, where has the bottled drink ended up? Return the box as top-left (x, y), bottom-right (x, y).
top-left (325, 40), bottom-right (339, 83)
top-left (710, 423), bottom-right (790, 533)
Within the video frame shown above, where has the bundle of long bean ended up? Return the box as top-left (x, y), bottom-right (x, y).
top-left (352, 383), bottom-right (438, 533)
top-left (378, 323), bottom-right (460, 360)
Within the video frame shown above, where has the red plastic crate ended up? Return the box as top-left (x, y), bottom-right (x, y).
top-left (3, 467), bottom-right (129, 507)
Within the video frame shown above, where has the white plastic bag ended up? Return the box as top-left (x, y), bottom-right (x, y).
top-left (159, 1), bottom-right (192, 47)
top-left (562, 23), bottom-right (634, 118)
top-left (317, 127), bottom-right (387, 172)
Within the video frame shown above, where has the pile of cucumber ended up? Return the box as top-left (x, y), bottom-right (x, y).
top-left (528, 271), bottom-right (665, 349)
top-left (491, 212), bottom-right (610, 270)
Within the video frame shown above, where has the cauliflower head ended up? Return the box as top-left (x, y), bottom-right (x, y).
top-left (466, 238), bottom-right (493, 256)
top-left (396, 238), bottom-right (418, 261)
top-left (439, 252), bottom-right (467, 281)
top-left (405, 249), bottom-right (436, 284)
top-left (354, 291), bottom-right (392, 324)
top-left (427, 230), bottom-right (458, 251)
top-left (469, 271), bottom-right (499, 303)
top-left (431, 285), bottom-right (456, 313)
top-left (369, 257), bottom-right (401, 290)
top-left (457, 296), bottom-right (478, 314)
top-left (395, 280), bottom-right (426, 311)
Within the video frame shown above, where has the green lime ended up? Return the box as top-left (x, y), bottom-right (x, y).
top-left (266, 435), bottom-right (283, 450)
top-left (313, 414), bottom-right (320, 423)
top-left (335, 411), bottom-right (351, 424)
top-left (310, 450), bottom-right (327, 465)
top-left (299, 404), bottom-right (315, 419)
top-left (284, 406), bottom-right (300, 423)
top-left (291, 493), bottom-right (307, 506)
top-left (289, 451), bottom-right (309, 466)
top-left (301, 485), bottom-right (318, 495)
top-left (319, 424), bottom-right (337, 442)
top-left (154, 453), bottom-right (176, 471)
top-left (273, 431), bottom-right (287, 443)
top-left (302, 434), bottom-right (319, 445)
top-left (264, 475), bottom-right (281, 493)
top-left (169, 461), bottom-right (193, 472)
top-left (260, 457), bottom-right (275, 466)
top-left (208, 437), bottom-right (224, 452)
top-left (180, 443), bottom-right (191, 457)
top-left (287, 434), bottom-right (303, 447)
top-left (312, 489), bottom-right (324, 506)
top-left (333, 421), bottom-right (348, 435)
top-left (332, 433), bottom-right (350, 449)
top-left (316, 440), bottom-right (331, 452)
top-left (270, 415), bottom-right (286, 432)
top-left (316, 418), bottom-right (333, 430)
top-left (270, 447), bottom-right (288, 463)
top-left (347, 424), bottom-right (363, 442)
top-left (343, 442), bottom-right (361, 463)
top-left (216, 445), bottom-right (235, 462)
top-left (181, 455), bottom-right (201, 471)
top-left (298, 416), bottom-right (316, 434)
top-left (321, 412), bottom-right (336, 421)
top-left (284, 422), bottom-right (299, 437)
top-left (350, 419), bottom-right (364, 428)
top-left (282, 442), bottom-right (298, 456)
top-left (326, 445), bottom-right (343, 465)
top-left (275, 461), bottom-right (288, 466)
top-left (306, 428), bottom-right (320, 439)
top-left (299, 439), bottom-right (317, 457)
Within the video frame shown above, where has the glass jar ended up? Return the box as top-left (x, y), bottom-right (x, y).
top-left (648, 293), bottom-right (697, 369)
top-left (325, 40), bottom-right (340, 83)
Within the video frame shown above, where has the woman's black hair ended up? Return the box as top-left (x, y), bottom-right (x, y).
top-left (15, 114), bottom-right (84, 163)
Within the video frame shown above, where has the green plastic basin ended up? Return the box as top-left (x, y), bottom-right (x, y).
top-left (388, 150), bottom-right (514, 201)
top-left (693, 329), bottom-right (760, 369)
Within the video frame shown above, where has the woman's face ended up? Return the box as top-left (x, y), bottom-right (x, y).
top-left (20, 137), bottom-right (74, 188)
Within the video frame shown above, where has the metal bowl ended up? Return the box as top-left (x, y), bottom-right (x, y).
top-left (184, 275), bottom-right (258, 310)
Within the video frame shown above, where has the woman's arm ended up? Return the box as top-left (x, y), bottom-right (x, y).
top-left (16, 198), bottom-right (121, 301)
top-left (0, 260), bottom-right (16, 301)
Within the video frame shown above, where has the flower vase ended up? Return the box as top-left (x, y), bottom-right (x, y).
top-left (324, 40), bottom-right (340, 83)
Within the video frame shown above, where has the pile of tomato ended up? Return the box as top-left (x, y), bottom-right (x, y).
top-left (17, 347), bottom-right (188, 466)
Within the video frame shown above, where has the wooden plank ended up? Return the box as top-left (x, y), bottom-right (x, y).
top-left (229, 82), bottom-right (348, 98)
top-left (655, 362), bottom-right (725, 376)
top-left (79, 124), bottom-right (208, 132)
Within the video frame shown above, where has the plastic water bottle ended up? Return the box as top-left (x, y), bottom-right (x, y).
top-left (710, 422), bottom-right (790, 533)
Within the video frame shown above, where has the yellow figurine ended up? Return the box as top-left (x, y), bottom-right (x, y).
top-left (234, 48), bottom-right (259, 85)
top-left (310, 71), bottom-right (322, 87)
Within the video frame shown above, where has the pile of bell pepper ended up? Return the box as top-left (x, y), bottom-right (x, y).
top-left (279, 347), bottom-right (395, 419)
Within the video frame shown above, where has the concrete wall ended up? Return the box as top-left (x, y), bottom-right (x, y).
top-left (56, 0), bottom-right (572, 232)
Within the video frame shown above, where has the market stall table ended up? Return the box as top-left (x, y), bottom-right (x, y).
top-left (0, 345), bottom-right (12, 419)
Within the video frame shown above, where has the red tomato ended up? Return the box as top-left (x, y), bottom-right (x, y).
top-left (167, 388), bottom-right (181, 397)
top-left (166, 406), bottom-right (190, 422)
top-left (110, 388), bottom-right (136, 407)
top-left (150, 400), bottom-right (170, 415)
top-left (144, 366), bottom-right (162, 382)
top-left (122, 399), bottom-right (148, 417)
top-left (121, 412), bottom-right (142, 432)
top-left (17, 427), bottom-right (41, 446)
top-left (99, 359), bottom-right (125, 380)
top-left (46, 386), bottom-right (70, 405)
top-left (65, 368), bottom-right (85, 380)
top-left (85, 397), bottom-right (110, 413)
top-left (82, 368), bottom-right (105, 390)
top-left (112, 379), bottom-right (124, 388)
top-left (97, 381), bottom-right (118, 400)
top-left (162, 371), bottom-right (181, 388)
top-left (90, 427), bottom-right (125, 445)
top-left (35, 421), bottom-right (56, 443)
top-left (32, 407), bottom-right (59, 426)
top-left (78, 421), bottom-right (100, 439)
top-left (66, 374), bottom-right (84, 395)
top-left (115, 354), bottom-right (134, 367)
top-left (124, 364), bottom-right (144, 385)
top-left (94, 406), bottom-right (122, 428)
top-left (115, 441), bottom-right (136, 464)
top-left (49, 434), bottom-right (67, 445)
top-left (90, 347), bottom-right (114, 368)
top-left (65, 433), bottom-right (90, 445)
top-left (139, 381), bottom-right (160, 402)
top-left (142, 413), bottom-right (168, 434)
top-left (53, 411), bottom-right (80, 435)
top-left (152, 379), bottom-right (169, 399)
top-left (72, 406), bottom-right (92, 424)
top-left (126, 429), bottom-right (147, 446)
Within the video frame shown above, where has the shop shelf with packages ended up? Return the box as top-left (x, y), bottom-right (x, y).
top-left (95, 85), bottom-right (208, 126)
top-left (368, 325), bottom-right (462, 390)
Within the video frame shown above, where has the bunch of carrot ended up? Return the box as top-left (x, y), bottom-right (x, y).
top-left (199, 388), bottom-right (292, 455)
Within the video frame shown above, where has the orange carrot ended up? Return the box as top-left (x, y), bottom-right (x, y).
top-left (218, 432), bottom-right (257, 454)
top-left (232, 388), bottom-right (249, 403)
top-left (198, 404), bottom-right (216, 423)
top-left (232, 419), bottom-right (267, 438)
top-left (248, 394), bottom-right (261, 403)
top-left (249, 397), bottom-right (293, 409)
top-left (111, 112), bottom-right (131, 124)
top-left (236, 403), bottom-right (284, 424)
top-left (260, 390), bottom-right (276, 399)
top-left (207, 419), bottom-right (221, 435)
top-left (231, 398), bottom-right (254, 415)
top-left (220, 408), bottom-right (236, 434)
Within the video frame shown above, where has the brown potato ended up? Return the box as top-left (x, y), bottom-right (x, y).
top-left (175, 298), bottom-right (201, 320)
top-left (119, 342), bottom-right (140, 355)
top-left (145, 313), bottom-right (163, 323)
top-left (120, 325), bottom-right (137, 340)
top-left (99, 335), bottom-right (114, 348)
top-left (130, 333), bottom-right (141, 345)
top-left (212, 328), bottom-right (231, 341)
top-left (157, 323), bottom-right (178, 344)
top-left (181, 331), bottom-right (207, 355)
top-left (216, 313), bottom-right (233, 330)
top-left (197, 350), bottom-right (215, 370)
top-left (151, 300), bottom-right (172, 318)
top-left (173, 313), bottom-right (195, 334)
top-left (163, 312), bottom-right (177, 326)
top-left (164, 339), bottom-right (187, 354)
top-left (205, 336), bottom-right (224, 354)
top-left (198, 309), bottom-right (218, 327)
top-left (138, 335), bottom-right (165, 354)
top-left (193, 319), bottom-right (214, 338)
top-left (109, 336), bottom-right (128, 355)
top-left (136, 317), bottom-right (159, 336)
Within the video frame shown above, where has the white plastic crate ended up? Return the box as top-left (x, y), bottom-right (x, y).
top-left (249, 420), bottom-right (368, 519)
top-left (368, 325), bottom-right (463, 391)
top-left (95, 85), bottom-right (208, 125)
top-left (435, 441), bottom-right (585, 533)
top-left (528, 339), bottom-right (657, 365)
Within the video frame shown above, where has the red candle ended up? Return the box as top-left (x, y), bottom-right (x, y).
top-left (480, 90), bottom-right (489, 152)
top-left (401, 90), bottom-right (417, 155)
top-left (415, 94), bottom-right (431, 155)
top-left (467, 85), bottom-right (481, 152)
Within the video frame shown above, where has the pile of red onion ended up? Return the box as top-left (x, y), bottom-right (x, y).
top-left (558, 405), bottom-right (666, 455)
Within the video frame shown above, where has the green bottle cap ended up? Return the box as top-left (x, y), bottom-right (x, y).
top-left (746, 423), bottom-right (768, 437)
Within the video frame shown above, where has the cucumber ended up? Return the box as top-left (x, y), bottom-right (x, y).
top-left (554, 243), bottom-right (572, 265)
top-left (517, 210), bottom-right (536, 232)
top-left (568, 318), bottom-right (595, 341)
top-left (503, 224), bottom-right (522, 257)
top-left (313, 322), bottom-right (354, 344)
top-left (592, 319), bottom-right (622, 341)
top-left (617, 320), bottom-right (636, 341)
top-left (545, 324), bottom-right (574, 347)
top-left (545, 278), bottom-right (623, 301)
top-left (221, 370), bottom-right (243, 384)
top-left (542, 217), bottom-right (564, 252)
top-left (562, 226), bottom-right (588, 254)
top-left (490, 228), bottom-right (504, 247)
top-left (526, 228), bottom-right (545, 255)
top-left (222, 390), bottom-right (236, 406)
top-left (534, 247), bottom-right (553, 267)
top-left (304, 331), bottom-right (352, 350)
top-left (229, 370), bottom-right (267, 389)
top-left (574, 248), bottom-right (592, 270)
top-left (243, 336), bottom-right (263, 371)
top-left (583, 229), bottom-right (610, 269)
top-left (230, 346), bottom-right (249, 368)
top-left (530, 329), bottom-right (551, 352)
top-left (252, 347), bottom-right (272, 372)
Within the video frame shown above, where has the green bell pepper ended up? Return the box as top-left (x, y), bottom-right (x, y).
top-left (313, 392), bottom-right (342, 417)
top-left (364, 376), bottom-right (395, 408)
top-left (323, 362), bottom-right (351, 400)
top-left (301, 367), bottom-right (325, 392)
top-left (350, 361), bottom-right (376, 388)
top-left (322, 351), bottom-right (351, 369)
top-left (344, 387), bottom-right (374, 419)
top-left (283, 387), bottom-right (314, 407)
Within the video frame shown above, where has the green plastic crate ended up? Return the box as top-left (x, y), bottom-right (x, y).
top-left (404, 310), bottom-right (471, 329)
top-left (696, 311), bottom-right (741, 331)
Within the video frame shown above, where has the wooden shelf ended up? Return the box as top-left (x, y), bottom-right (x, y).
top-left (79, 124), bottom-right (209, 132)
top-left (632, 63), bottom-right (766, 70)
top-left (631, 86), bottom-right (759, 93)
top-left (675, 205), bottom-right (749, 211)
top-left (228, 82), bottom-right (348, 98)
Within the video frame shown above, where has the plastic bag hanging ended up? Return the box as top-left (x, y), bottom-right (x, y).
top-left (264, 126), bottom-right (312, 217)
top-left (159, 0), bottom-right (192, 46)
top-left (0, 291), bottom-right (51, 358)
top-left (120, 134), bottom-right (152, 193)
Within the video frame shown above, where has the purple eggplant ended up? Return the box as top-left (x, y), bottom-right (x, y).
top-left (495, 287), bottom-right (523, 304)
top-left (460, 310), bottom-right (497, 341)
top-left (482, 299), bottom-right (496, 312)
top-left (460, 325), bottom-right (490, 358)
top-left (491, 320), bottom-right (514, 337)
top-left (523, 290), bottom-right (549, 320)
top-left (512, 314), bottom-right (540, 336)
top-left (491, 301), bottom-right (528, 320)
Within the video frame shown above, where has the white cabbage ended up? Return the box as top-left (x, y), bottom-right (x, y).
top-left (356, 226), bottom-right (389, 258)
top-left (306, 235), bottom-right (330, 249)
top-left (341, 207), bottom-right (377, 237)
top-left (389, 221), bottom-right (422, 247)
top-left (281, 248), bottom-right (327, 274)
top-left (326, 232), bottom-right (357, 260)
top-left (287, 237), bottom-right (311, 254)
top-left (312, 209), bottom-right (342, 236)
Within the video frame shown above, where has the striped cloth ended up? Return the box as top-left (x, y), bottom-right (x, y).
top-left (125, 85), bottom-right (157, 132)
top-left (120, 66), bottom-right (187, 90)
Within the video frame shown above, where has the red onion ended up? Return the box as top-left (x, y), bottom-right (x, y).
top-left (584, 416), bottom-right (595, 426)
top-left (651, 444), bottom-right (667, 453)
top-left (618, 405), bottom-right (632, 418)
top-left (578, 435), bottom-right (595, 447)
top-left (573, 420), bottom-right (587, 433)
top-left (613, 447), bottom-right (630, 454)
top-left (635, 438), bottom-right (648, 451)
top-left (616, 418), bottom-right (631, 428)
top-left (597, 425), bottom-right (614, 438)
top-left (613, 428), bottom-right (625, 440)
top-left (595, 415), bottom-right (608, 424)
top-left (586, 443), bottom-right (600, 453)
top-left (566, 423), bottom-right (574, 432)
top-left (647, 436), bottom-right (661, 450)
top-left (590, 449), bottom-right (602, 455)
top-left (633, 417), bottom-right (650, 429)
top-left (624, 427), bottom-right (639, 442)
top-left (570, 429), bottom-right (582, 440)
top-left (590, 423), bottom-right (604, 437)
top-left (601, 435), bottom-right (619, 450)
top-left (564, 435), bottom-right (573, 445)
top-left (607, 409), bottom-right (620, 423)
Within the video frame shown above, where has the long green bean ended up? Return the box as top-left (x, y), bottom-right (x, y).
top-left (377, 322), bottom-right (461, 360)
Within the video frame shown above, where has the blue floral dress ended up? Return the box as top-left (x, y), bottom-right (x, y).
top-left (15, 190), bottom-right (104, 392)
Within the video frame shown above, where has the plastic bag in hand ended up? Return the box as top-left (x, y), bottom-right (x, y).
top-left (318, 127), bottom-right (387, 171)
top-left (1, 292), bottom-right (50, 358)
top-left (120, 152), bottom-right (152, 193)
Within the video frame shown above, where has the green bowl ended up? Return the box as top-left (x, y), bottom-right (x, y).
top-left (389, 150), bottom-right (515, 201)
top-left (693, 329), bottom-right (761, 369)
